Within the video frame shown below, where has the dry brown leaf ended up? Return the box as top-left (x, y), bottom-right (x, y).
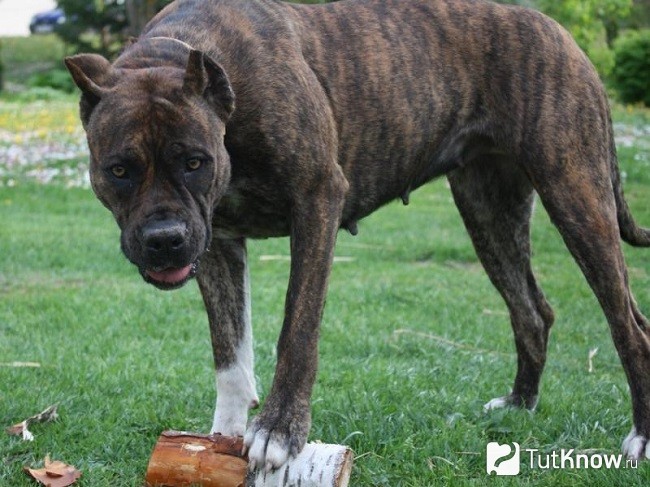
top-left (6, 422), bottom-right (26, 436)
top-left (6, 405), bottom-right (58, 441)
top-left (7, 420), bottom-right (33, 441)
top-left (24, 455), bottom-right (82, 487)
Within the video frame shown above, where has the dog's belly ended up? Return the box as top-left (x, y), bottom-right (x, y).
top-left (212, 127), bottom-right (489, 240)
top-left (337, 124), bottom-right (493, 225)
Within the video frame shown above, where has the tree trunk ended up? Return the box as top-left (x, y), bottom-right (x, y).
top-left (125, 0), bottom-right (159, 36)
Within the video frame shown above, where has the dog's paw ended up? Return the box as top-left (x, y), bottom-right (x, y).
top-left (243, 405), bottom-right (310, 472)
top-left (483, 393), bottom-right (538, 412)
top-left (622, 427), bottom-right (650, 460)
top-left (484, 395), bottom-right (512, 412)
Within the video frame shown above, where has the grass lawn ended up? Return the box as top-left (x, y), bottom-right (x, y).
top-left (1, 98), bottom-right (649, 486)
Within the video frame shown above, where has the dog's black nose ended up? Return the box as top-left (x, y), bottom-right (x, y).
top-left (142, 220), bottom-right (188, 256)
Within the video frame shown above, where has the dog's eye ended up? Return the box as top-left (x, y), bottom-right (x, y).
top-left (111, 165), bottom-right (128, 179)
top-left (186, 158), bottom-right (202, 172)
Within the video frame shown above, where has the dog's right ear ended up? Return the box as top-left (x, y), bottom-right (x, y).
top-left (183, 50), bottom-right (235, 121)
top-left (65, 54), bottom-right (112, 127)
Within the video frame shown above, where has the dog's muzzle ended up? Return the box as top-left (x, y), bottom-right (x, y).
top-left (137, 219), bottom-right (199, 290)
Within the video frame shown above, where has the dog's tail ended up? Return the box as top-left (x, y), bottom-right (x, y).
top-left (609, 113), bottom-right (650, 247)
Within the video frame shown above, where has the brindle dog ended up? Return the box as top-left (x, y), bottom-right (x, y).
top-left (65, 0), bottom-right (650, 470)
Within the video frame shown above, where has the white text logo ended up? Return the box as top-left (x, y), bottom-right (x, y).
top-left (526, 448), bottom-right (637, 470)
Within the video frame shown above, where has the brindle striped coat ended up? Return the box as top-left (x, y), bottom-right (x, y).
top-left (66, 0), bottom-right (650, 470)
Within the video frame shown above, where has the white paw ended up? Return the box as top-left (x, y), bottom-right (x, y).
top-left (210, 364), bottom-right (259, 437)
top-left (244, 424), bottom-right (291, 472)
top-left (483, 396), bottom-right (512, 412)
top-left (622, 427), bottom-right (650, 460)
top-left (210, 400), bottom-right (250, 437)
top-left (483, 393), bottom-right (538, 412)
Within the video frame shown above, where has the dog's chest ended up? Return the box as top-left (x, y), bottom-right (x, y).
top-left (212, 176), bottom-right (291, 239)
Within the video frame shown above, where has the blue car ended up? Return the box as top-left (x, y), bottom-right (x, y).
top-left (29, 8), bottom-right (66, 34)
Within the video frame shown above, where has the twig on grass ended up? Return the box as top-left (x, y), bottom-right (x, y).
top-left (260, 255), bottom-right (355, 263)
top-left (588, 347), bottom-right (599, 373)
top-left (0, 361), bottom-right (41, 367)
top-left (392, 328), bottom-right (512, 357)
top-left (427, 455), bottom-right (457, 470)
top-left (482, 308), bottom-right (509, 317)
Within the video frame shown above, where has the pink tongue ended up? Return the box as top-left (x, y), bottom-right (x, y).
top-left (146, 265), bottom-right (192, 284)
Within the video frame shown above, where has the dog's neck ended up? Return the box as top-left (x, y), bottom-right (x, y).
top-left (114, 35), bottom-right (195, 71)
top-left (146, 36), bottom-right (195, 52)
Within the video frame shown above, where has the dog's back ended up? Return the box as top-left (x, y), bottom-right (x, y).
top-left (289, 0), bottom-right (603, 215)
top-left (143, 0), bottom-right (606, 224)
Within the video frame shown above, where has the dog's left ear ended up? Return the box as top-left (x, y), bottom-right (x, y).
top-left (183, 50), bottom-right (235, 121)
top-left (65, 54), bottom-right (112, 128)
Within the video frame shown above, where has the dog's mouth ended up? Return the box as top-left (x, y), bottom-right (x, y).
top-left (141, 261), bottom-right (198, 290)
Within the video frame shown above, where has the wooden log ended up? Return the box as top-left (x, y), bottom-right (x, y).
top-left (145, 430), bottom-right (353, 487)
top-left (246, 443), bottom-right (353, 487)
top-left (145, 431), bottom-right (246, 487)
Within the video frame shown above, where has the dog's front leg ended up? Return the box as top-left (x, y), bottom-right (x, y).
top-left (244, 177), bottom-right (347, 471)
top-left (196, 237), bottom-right (259, 437)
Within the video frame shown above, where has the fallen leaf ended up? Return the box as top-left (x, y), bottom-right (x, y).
top-left (6, 421), bottom-right (26, 436)
top-left (7, 421), bottom-right (35, 441)
top-left (6, 405), bottom-right (58, 441)
top-left (24, 455), bottom-right (81, 487)
top-left (45, 458), bottom-right (74, 477)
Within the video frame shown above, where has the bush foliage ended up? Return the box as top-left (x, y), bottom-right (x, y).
top-left (0, 41), bottom-right (4, 93)
top-left (27, 68), bottom-right (76, 93)
top-left (56, 0), bottom-right (129, 57)
top-left (613, 29), bottom-right (650, 105)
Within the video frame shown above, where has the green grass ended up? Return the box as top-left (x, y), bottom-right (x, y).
top-left (0, 102), bottom-right (649, 486)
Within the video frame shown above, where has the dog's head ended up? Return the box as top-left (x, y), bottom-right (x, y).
top-left (66, 49), bottom-right (234, 290)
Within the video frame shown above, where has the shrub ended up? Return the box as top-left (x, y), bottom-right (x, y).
top-left (0, 40), bottom-right (4, 93)
top-left (27, 68), bottom-right (76, 93)
top-left (613, 29), bottom-right (650, 106)
top-left (9, 87), bottom-right (75, 102)
top-left (588, 42), bottom-right (616, 79)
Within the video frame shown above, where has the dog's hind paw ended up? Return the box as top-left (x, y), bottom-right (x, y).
top-left (484, 396), bottom-right (512, 412)
top-left (622, 427), bottom-right (650, 460)
top-left (483, 393), bottom-right (538, 412)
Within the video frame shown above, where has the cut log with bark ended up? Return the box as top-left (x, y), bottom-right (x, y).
top-left (145, 430), bottom-right (353, 487)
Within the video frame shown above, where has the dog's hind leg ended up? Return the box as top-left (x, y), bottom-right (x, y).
top-left (448, 156), bottom-right (555, 411)
top-left (196, 237), bottom-right (259, 437)
top-left (528, 150), bottom-right (650, 459)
